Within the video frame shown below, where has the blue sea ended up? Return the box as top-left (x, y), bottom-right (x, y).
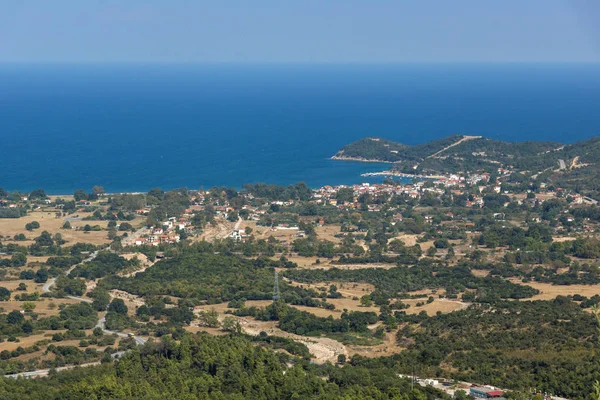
top-left (1, 63), bottom-right (600, 194)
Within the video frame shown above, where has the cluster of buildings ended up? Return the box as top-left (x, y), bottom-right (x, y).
top-left (133, 218), bottom-right (188, 246)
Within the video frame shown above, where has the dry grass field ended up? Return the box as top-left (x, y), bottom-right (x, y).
top-left (402, 298), bottom-right (468, 316)
top-left (393, 234), bottom-right (420, 247)
top-left (0, 298), bottom-right (82, 318)
top-left (314, 224), bottom-right (343, 243)
top-left (552, 236), bottom-right (578, 243)
top-left (0, 330), bottom-right (72, 352)
top-left (515, 280), bottom-right (600, 300)
top-left (0, 211), bottom-right (111, 246)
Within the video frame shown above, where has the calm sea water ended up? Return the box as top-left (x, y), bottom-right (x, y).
top-left (1, 63), bottom-right (600, 194)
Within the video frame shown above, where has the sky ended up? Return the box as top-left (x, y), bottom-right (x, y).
top-left (0, 1), bottom-right (599, 63)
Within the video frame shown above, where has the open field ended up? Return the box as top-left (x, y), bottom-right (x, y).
top-left (471, 269), bottom-right (490, 277)
top-left (347, 328), bottom-right (403, 358)
top-left (283, 257), bottom-right (397, 270)
top-left (393, 234), bottom-right (420, 247)
top-left (0, 332), bottom-right (63, 351)
top-left (0, 280), bottom-right (45, 293)
top-left (552, 236), bottom-right (578, 243)
top-left (402, 298), bottom-right (468, 316)
top-left (0, 298), bottom-right (82, 318)
top-left (314, 224), bottom-right (343, 243)
top-left (0, 211), bottom-right (111, 246)
top-left (282, 256), bottom-right (327, 268)
top-left (515, 280), bottom-right (600, 300)
top-left (285, 279), bottom-right (375, 298)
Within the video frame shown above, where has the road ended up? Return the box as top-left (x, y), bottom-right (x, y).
top-left (4, 362), bottom-right (102, 379)
top-left (6, 250), bottom-right (147, 378)
top-left (428, 135), bottom-right (482, 158)
top-left (234, 215), bottom-right (242, 231)
top-left (42, 249), bottom-right (146, 345)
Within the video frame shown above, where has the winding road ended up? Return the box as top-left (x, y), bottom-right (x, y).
top-left (4, 250), bottom-right (146, 379)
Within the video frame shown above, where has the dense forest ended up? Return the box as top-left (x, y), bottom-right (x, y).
top-left (394, 298), bottom-right (599, 399)
top-left (0, 333), bottom-right (448, 400)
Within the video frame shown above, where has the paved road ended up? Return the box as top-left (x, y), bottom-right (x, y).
top-left (4, 362), bottom-right (102, 379)
top-left (42, 251), bottom-right (99, 294)
top-left (6, 250), bottom-right (147, 378)
top-left (43, 249), bottom-right (146, 345)
top-left (96, 315), bottom-right (146, 346)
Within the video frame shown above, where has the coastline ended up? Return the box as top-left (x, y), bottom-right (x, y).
top-left (330, 155), bottom-right (393, 163)
top-left (361, 170), bottom-right (443, 179)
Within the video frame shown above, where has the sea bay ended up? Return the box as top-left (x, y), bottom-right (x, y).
top-left (1, 63), bottom-right (599, 193)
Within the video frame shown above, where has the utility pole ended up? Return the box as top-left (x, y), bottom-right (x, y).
top-left (273, 269), bottom-right (280, 302)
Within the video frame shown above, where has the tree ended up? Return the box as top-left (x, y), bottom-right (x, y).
top-left (74, 189), bottom-right (87, 202)
top-left (0, 287), bottom-right (11, 301)
top-left (227, 211), bottom-right (239, 222)
top-left (34, 268), bottom-right (49, 283)
top-left (221, 316), bottom-right (242, 334)
top-left (29, 189), bottom-right (47, 199)
top-left (7, 310), bottom-right (24, 324)
top-left (92, 185), bottom-right (105, 197)
top-left (108, 298), bottom-right (128, 315)
top-left (21, 320), bottom-right (34, 334)
top-left (17, 283), bottom-right (27, 291)
top-left (62, 221), bottom-right (72, 230)
top-left (25, 221), bottom-right (40, 231)
top-left (337, 354), bottom-right (347, 364)
top-left (22, 302), bottom-right (36, 312)
top-left (197, 308), bottom-right (220, 328)
top-left (360, 294), bottom-right (373, 307)
top-left (245, 226), bottom-right (253, 235)
top-left (92, 290), bottom-right (111, 311)
top-left (35, 231), bottom-right (54, 246)
top-left (11, 253), bottom-right (27, 267)
top-left (54, 233), bottom-right (66, 245)
top-left (336, 187), bottom-right (355, 203)
top-left (119, 222), bottom-right (133, 231)
top-left (13, 233), bottom-right (26, 241)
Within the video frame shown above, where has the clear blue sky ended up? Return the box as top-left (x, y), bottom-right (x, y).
top-left (1, 0), bottom-right (599, 63)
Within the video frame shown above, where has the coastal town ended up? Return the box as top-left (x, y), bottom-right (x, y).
top-left (2, 136), bottom-right (600, 399)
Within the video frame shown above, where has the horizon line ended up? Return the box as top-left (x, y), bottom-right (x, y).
top-left (1, 60), bottom-right (600, 66)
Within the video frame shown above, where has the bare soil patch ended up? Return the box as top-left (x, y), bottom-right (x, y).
top-left (241, 318), bottom-right (347, 364)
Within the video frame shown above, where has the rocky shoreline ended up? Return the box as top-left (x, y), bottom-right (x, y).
top-left (330, 155), bottom-right (393, 163)
top-left (361, 170), bottom-right (443, 179)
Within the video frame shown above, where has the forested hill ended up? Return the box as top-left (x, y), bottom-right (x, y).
top-left (0, 333), bottom-right (447, 400)
top-left (333, 135), bottom-right (600, 184)
top-left (332, 135), bottom-right (562, 164)
top-left (332, 135), bottom-right (467, 163)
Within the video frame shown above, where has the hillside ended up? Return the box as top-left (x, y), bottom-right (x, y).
top-left (332, 135), bottom-right (464, 163)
